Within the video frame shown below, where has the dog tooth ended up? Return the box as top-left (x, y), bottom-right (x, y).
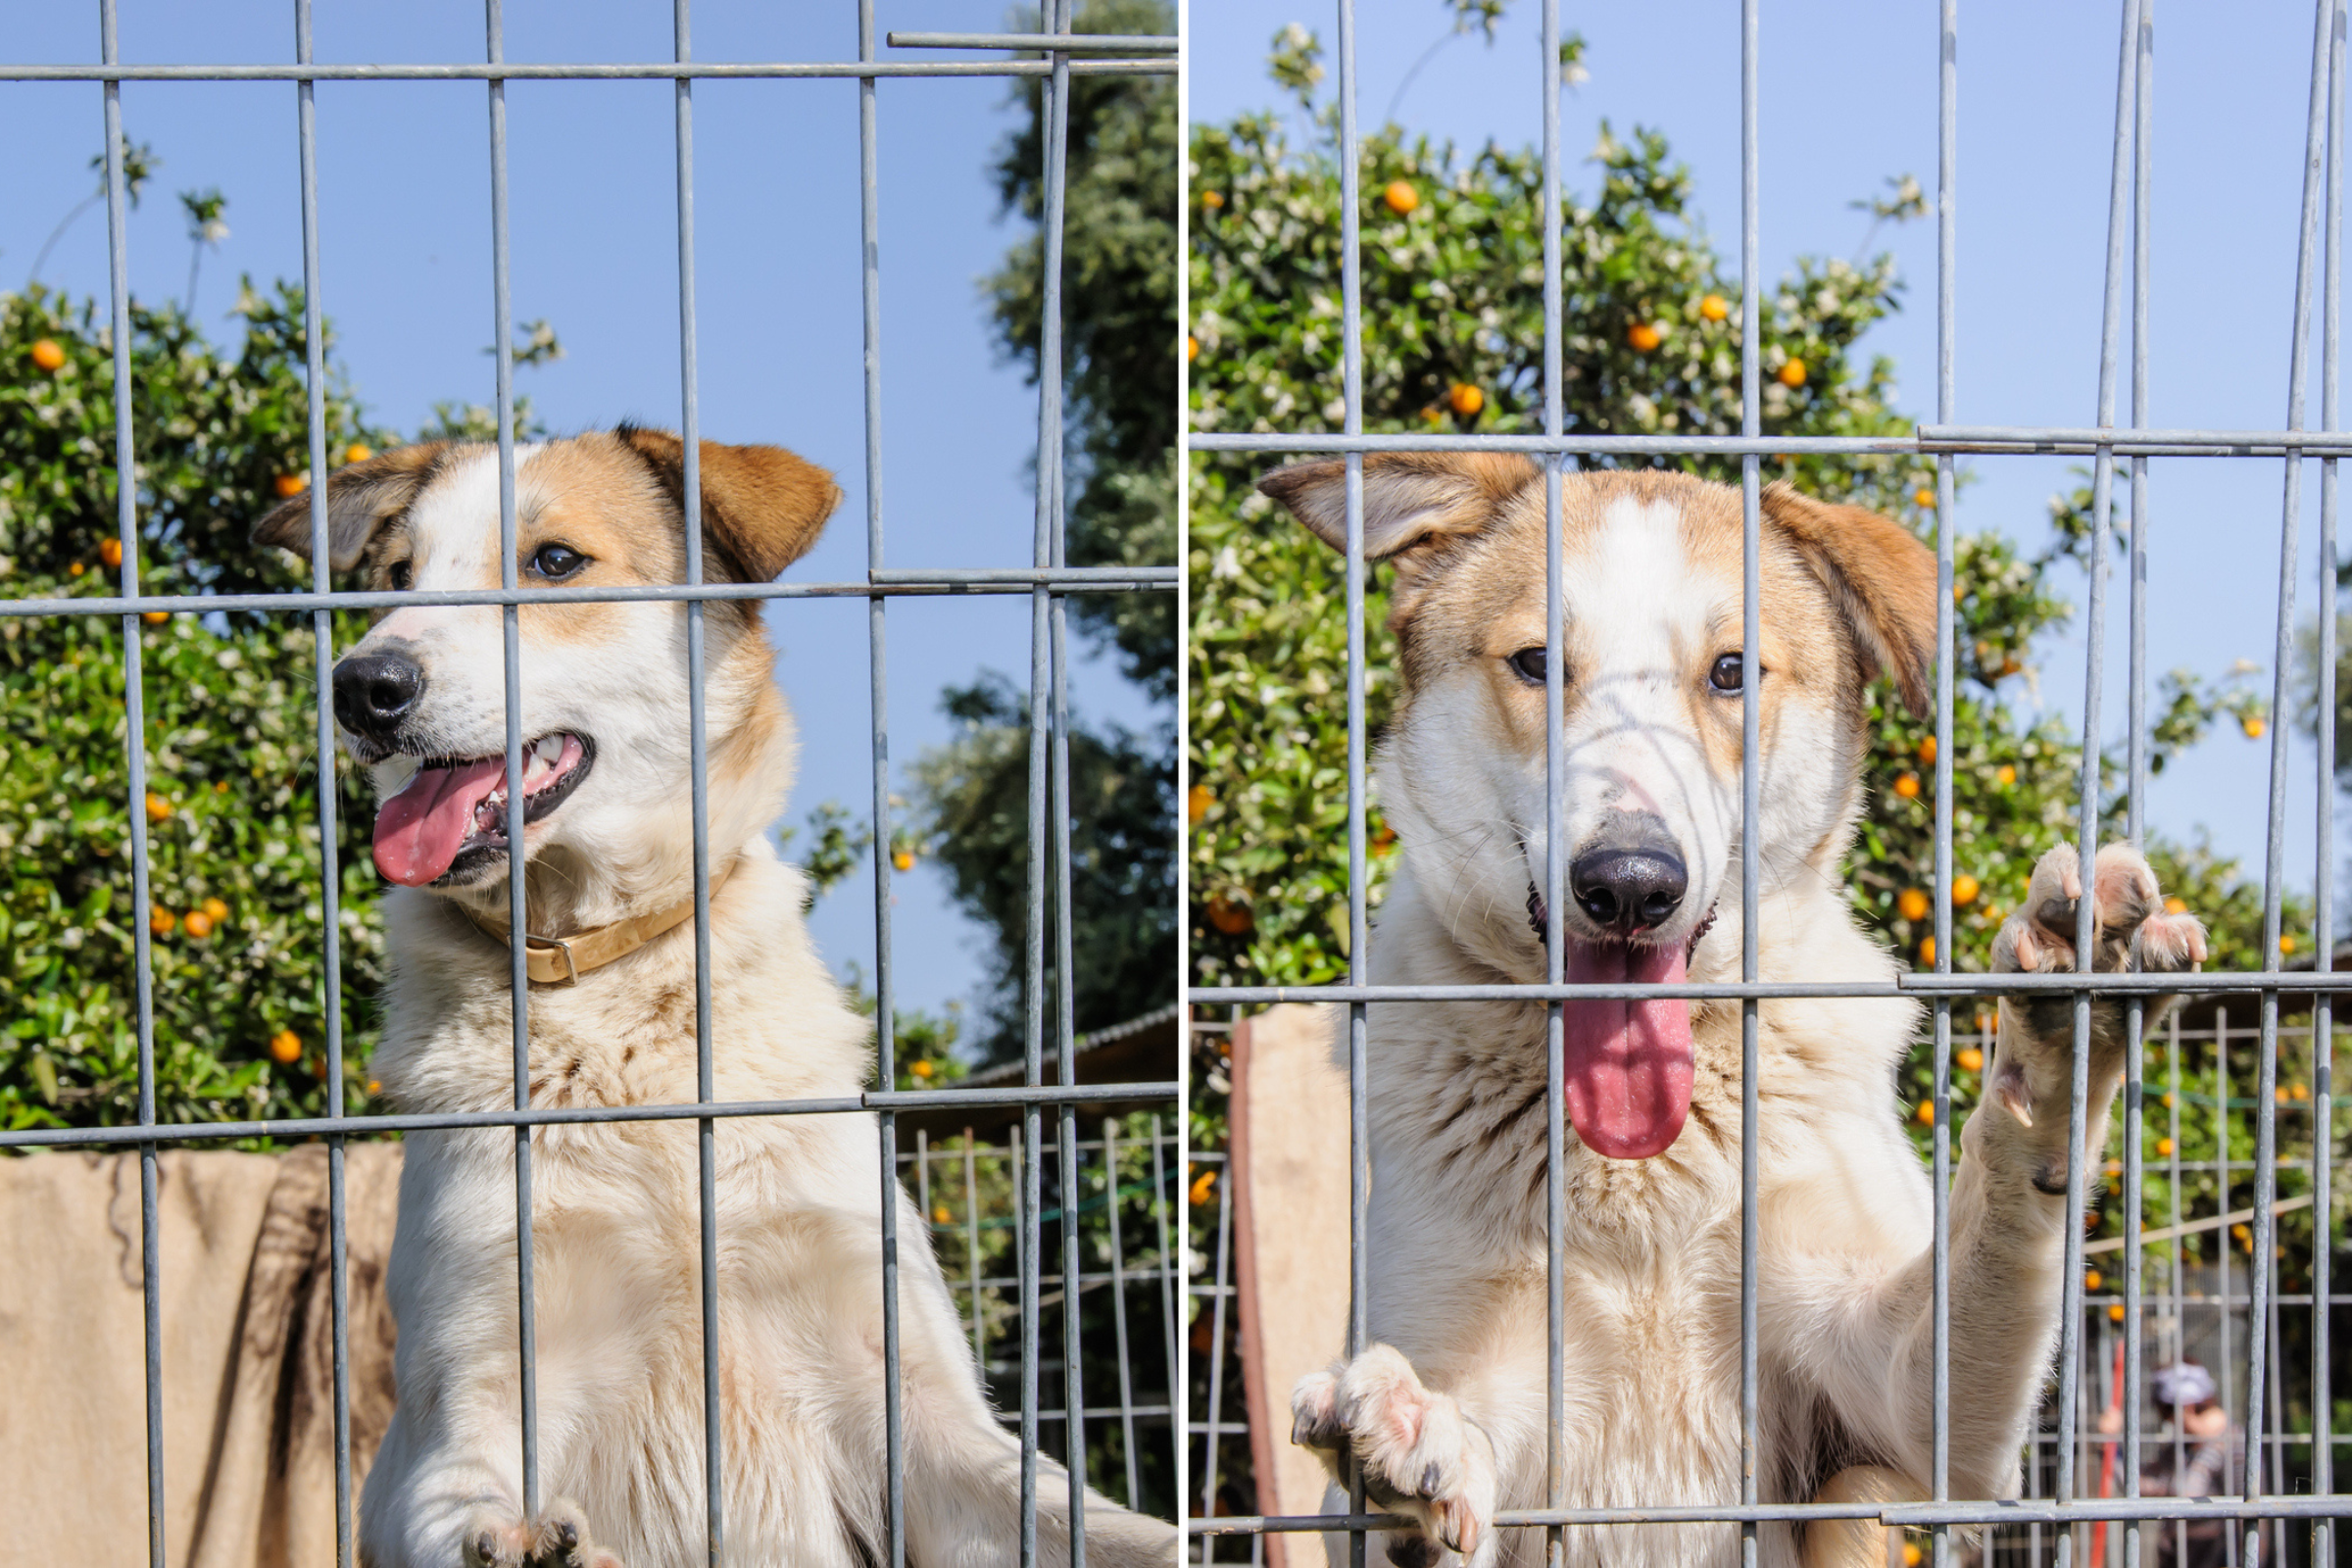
top-left (534, 734), bottom-right (562, 765)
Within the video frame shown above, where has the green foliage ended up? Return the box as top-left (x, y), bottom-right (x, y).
top-left (987, 0), bottom-right (1180, 702)
top-left (2, 282), bottom-right (395, 1133)
top-left (908, 677), bottom-right (1175, 1062)
top-left (1186, 51), bottom-right (2295, 1004)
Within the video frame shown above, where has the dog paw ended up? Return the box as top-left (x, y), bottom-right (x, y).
top-left (460, 1500), bottom-right (621, 1568)
top-left (1291, 1346), bottom-right (1497, 1565)
top-left (1987, 842), bottom-right (2205, 1133)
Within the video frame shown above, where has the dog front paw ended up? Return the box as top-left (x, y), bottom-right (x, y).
top-left (1291, 1346), bottom-right (1497, 1567)
top-left (460, 1499), bottom-right (621, 1568)
top-left (1986, 842), bottom-right (2206, 1138)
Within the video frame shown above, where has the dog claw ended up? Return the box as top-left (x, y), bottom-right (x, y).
top-left (1992, 1058), bottom-right (2034, 1128)
top-left (1421, 1460), bottom-right (1444, 1496)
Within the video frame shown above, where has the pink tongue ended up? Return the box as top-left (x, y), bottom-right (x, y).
top-left (1561, 938), bottom-right (1695, 1159)
top-left (371, 757), bottom-right (507, 887)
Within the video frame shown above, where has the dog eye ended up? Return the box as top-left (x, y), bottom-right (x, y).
top-left (388, 561), bottom-right (413, 592)
top-left (530, 542), bottom-right (589, 580)
top-left (1709, 653), bottom-right (1750, 692)
top-left (1507, 647), bottom-right (1549, 685)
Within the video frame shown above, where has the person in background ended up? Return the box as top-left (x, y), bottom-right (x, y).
top-left (2099, 1361), bottom-right (2245, 1568)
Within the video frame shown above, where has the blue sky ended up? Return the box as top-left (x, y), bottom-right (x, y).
top-left (4, 0), bottom-right (1168, 1025)
top-left (1191, 0), bottom-right (2345, 919)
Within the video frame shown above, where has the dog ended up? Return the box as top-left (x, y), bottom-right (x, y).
top-left (1250, 456), bottom-right (2206, 1568)
top-left (255, 429), bottom-right (1176, 1568)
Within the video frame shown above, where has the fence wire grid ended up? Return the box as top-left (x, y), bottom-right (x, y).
top-left (1184, 1), bottom-right (2352, 1566)
top-left (0, 6), bottom-right (1180, 1568)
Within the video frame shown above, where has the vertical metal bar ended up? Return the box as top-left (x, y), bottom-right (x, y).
top-left (671, 4), bottom-right (724, 1561)
top-left (2248, 10), bottom-right (2335, 1555)
top-left (967, 1131), bottom-right (987, 1371)
top-left (2056, 15), bottom-right (2142, 1561)
top-left (291, 0), bottom-right (352, 1556)
top-left (1737, 3), bottom-right (1762, 1566)
top-left (855, 5), bottom-right (905, 1565)
top-left (1538, 1), bottom-right (1566, 1565)
top-left (1931, 7), bottom-right (1958, 1564)
top-left (2121, 9), bottom-right (2154, 1568)
top-left (2313, 7), bottom-right (2344, 1561)
top-left (1335, 0), bottom-right (1370, 1564)
top-left (1103, 1119), bottom-right (1142, 1507)
top-left (2170, 1009), bottom-right (2187, 1568)
top-left (482, 0), bottom-right (537, 1515)
top-left (1151, 1112), bottom-right (1176, 1384)
top-left (97, 4), bottom-right (163, 1561)
top-left (1197, 1158), bottom-right (1234, 1565)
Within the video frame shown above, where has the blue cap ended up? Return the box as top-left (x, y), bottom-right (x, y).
top-left (2152, 1362), bottom-right (2217, 1407)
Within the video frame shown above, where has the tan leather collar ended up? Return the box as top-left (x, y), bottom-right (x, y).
top-left (460, 861), bottom-right (732, 986)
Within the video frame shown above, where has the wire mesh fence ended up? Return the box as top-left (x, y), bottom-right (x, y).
top-left (0, 5), bottom-right (1178, 1566)
top-left (1184, 0), bottom-right (2352, 1564)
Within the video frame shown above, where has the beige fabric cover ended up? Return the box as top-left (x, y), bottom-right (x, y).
top-left (1230, 1004), bottom-right (1352, 1568)
top-left (0, 1143), bottom-right (402, 1567)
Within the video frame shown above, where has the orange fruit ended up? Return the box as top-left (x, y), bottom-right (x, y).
top-left (343, 443), bottom-right (372, 464)
top-left (1892, 772), bottom-right (1921, 799)
top-left (1951, 873), bottom-right (1980, 906)
top-left (1448, 382), bottom-right (1484, 417)
top-left (1200, 189), bottom-right (1225, 210)
top-left (150, 906), bottom-right (176, 936)
top-left (2242, 714), bottom-right (2267, 739)
top-left (214, 780), bottom-right (229, 794)
top-left (2163, 896), bottom-right (2187, 914)
top-left (70, 561), bottom-right (84, 575)
top-left (1903, 1544), bottom-right (1923, 1568)
top-left (273, 473), bottom-right (309, 498)
top-left (182, 909), bottom-right (214, 939)
top-left (1956, 1047), bottom-right (1984, 1072)
top-left (909, 1059), bottom-right (934, 1079)
top-left (98, 538), bottom-right (122, 568)
top-left (1186, 334), bottom-right (1199, 362)
top-left (1383, 180), bottom-right (1419, 215)
top-left (1897, 888), bottom-right (1931, 922)
top-left (1189, 1168), bottom-right (1218, 1205)
top-left (1917, 735), bottom-right (1936, 765)
top-left (144, 792), bottom-right (172, 823)
top-left (1187, 783), bottom-right (1213, 823)
top-left (30, 338), bottom-right (67, 371)
top-left (2279, 933), bottom-right (2298, 955)
top-left (2156, 1137), bottom-right (2175, 1156)
top-left (269, 1029), bottom-right (302, 1064)
top-left (2109, 1303), bottom-right (2127, 1322)
top-left (1918, 936), bottom-right (1936, 965)
top-left (1206, 895), bottom-right (1253, 935)
top-left (892, 849), bottom-right (915, 872)
top-left (1778, 359), bottom-right (1808, 388)
top-left (1627, 321), bottom-right (1662, 352)
top-left (2084, 1269), bottom-right (2102, 1291)
top-left (1914, 487), bottom-right (1936, 509)
top-left (201, 898), bottom-right (229, 922)
top-left (2292, 1082), bottom-right (2310, 1101)
top-left (1372, 824), bottom-right (1397, 853)
top-left (1915, 1099), bottom-right (1935, 1125)
top-left (933, 1205), bottom-right (953, 1225)
top-left (1699, 294), bottom-right (1730, 322)
top-left (1995, 764), bottom-right (2016, 786)
top-left (143, 611), bottom-right (170, 624)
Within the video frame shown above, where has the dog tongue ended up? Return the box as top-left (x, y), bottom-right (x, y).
top-left (371, 758), bottom-right (507, 887)
top-left (1560, 938), bottom-right (1695, 1159)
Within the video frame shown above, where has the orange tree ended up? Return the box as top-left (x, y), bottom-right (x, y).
top-left (1187, 37), bottom-right (2301, 1135)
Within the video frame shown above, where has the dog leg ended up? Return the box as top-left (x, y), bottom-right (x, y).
top-left (454, 1499), bottom-right (622, 1568)
top-left (1291, 1347), bottom-right (1499, 1568)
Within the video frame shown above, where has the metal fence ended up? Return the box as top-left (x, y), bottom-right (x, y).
top-left (1185, 0), bottom-right (2352, 1565)
top-left (0, 6), bottom-right (1178, 1567)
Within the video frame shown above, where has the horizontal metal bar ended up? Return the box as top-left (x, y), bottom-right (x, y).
top-left (0, 1081), bottom-right (1175, 1151)
top-left (1189, 972), bottom-right (2352, 1004)
top-left (1187, 426), bottom-right (2352, 459)
top-left (0, 571), bottom-right (1173, 619)
top-left (870, 565), bottom-right (1178, 586)
top-left (2082, 1192), bottom-right (2313, 1254)
top-left (884, 31), bottom-right (1177, 53)
top-left (1189, 1496), bottom-right (2352, 1536)
top-left (0, 59), bottom-right (1174, 82)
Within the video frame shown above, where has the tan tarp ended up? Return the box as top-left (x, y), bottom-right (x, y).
top-left (0, 1143), bottom-right (402, 1566)
top-left (1229, 1004), bottom-right (1350, 1568)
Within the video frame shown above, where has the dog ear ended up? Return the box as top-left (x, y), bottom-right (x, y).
top-left (251, 443), bottom-right (451, 570)
top-left (1759, 481), bottom-right (1937, 715)
top-left (1256, 452), bottom-right (1536, 581)
top-left (616, 426), bottom-right (843, 583)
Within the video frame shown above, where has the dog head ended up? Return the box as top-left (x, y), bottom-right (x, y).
top-left (255, 426), bottom-right (840, 928)
top-left (1258, 455), bottom-right (1934, 1158)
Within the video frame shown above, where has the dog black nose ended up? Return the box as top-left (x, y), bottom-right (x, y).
top-left (332, 652), bottom-right (425, 740)
top-left (1570, 845), bottom-right (1688, 934)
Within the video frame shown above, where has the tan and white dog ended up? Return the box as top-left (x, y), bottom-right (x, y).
top-left (256, 429), bottom-right (1175, 1568)
top-left (1252, 456), bottom-right (2206, 1568)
